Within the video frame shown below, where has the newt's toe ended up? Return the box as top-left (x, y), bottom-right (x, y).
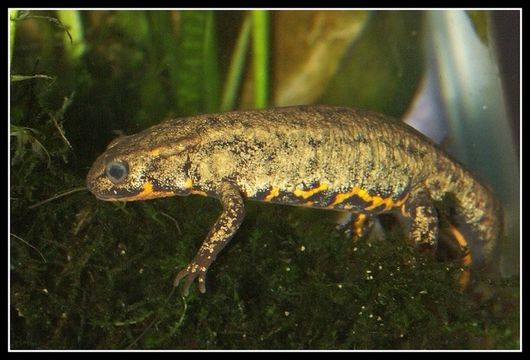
top-left (173, 266), bottom-right (207, 296)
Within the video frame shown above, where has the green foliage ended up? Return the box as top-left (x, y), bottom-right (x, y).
top-left (10, 74), bottom-right (56, 82)
top-left (10, 191), bottom-right (520, 349)
top-left (56, 10), bottom-right (86, 61)
top-left (10, 10), bottom-right (518, 350)
top-left (251, 11), bottom-right (270, 109)
top-left (221, 14), bottom-right (252, 111)
top-left (174, 11), bottom-right (220, 115)
top-left (9, 9), bottom-right (18, 63)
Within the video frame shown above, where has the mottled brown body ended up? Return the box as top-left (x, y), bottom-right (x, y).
top-left (86, 106), bottom-right (502, 295)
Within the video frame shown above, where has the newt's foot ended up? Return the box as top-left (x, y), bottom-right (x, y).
top-left (173, 264), bottom-right (207, 296)
top-left (416, 242), bottom-right (437, 255)
top-left (458, 267), bottom-right (471, 293)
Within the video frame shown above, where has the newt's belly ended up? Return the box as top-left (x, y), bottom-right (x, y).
top-left (246, 182), bottom-right (410, 215)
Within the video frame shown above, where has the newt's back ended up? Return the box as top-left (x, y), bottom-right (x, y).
top-left (191, 106), bottom-right (438, 203)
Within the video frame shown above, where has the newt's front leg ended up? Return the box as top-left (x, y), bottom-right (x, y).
top-left (174, 181), bottom-right (245, 295)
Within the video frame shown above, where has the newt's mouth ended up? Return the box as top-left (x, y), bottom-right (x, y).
top-left (88, 180), bottom-right (177, 202)
top-left (86, 183), bottom-right (137, 201)
top-left (92, 191), bottom-right (136, 201)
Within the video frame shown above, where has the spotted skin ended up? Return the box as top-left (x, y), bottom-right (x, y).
top-left (402, 189), bottom-right (439, 253)
top-left (86, 105), bottom-right (502, 295)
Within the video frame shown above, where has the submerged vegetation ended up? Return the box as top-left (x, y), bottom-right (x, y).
top-left (9, 10), bottom-right (518, 349)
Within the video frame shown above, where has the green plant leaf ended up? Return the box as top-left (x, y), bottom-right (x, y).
top-left (9, 9), bottom-right (18, 65)
top-left (10, 74), bottom-right (55, 82)
top-left (174, 11), bottom-right (220, 116)
top-left (251, 10), bottom-right (270, 109)
top-left (56, 10), bottom-right (86, 62)
top-left (221, 14), bottom-right (252, 112)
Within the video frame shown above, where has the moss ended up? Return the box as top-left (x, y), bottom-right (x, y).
top-left (11, 189), bottom-right (520, 349)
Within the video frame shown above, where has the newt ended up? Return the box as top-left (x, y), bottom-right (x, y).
top-left (86, 105), bottom-right (503, 295)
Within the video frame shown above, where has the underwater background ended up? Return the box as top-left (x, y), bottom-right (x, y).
top-left (9, 9), bottom-right (520, 350)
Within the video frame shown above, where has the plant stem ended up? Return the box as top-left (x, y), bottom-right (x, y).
top-left (220, 14), bottom-right (252, 112)
top-left (203, 11), bottom-right (220, 112)
top-left (252, 10), bottom-right (270, 109)
top-left (9, 9), bottom-right (18, 66)
top-left (56, 10), bottom-right (86, 62)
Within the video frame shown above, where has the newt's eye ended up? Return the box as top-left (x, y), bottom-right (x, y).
top-left (105, 161), bottom-right (129, 184)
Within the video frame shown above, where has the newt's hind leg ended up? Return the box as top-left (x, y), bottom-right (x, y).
top-left (446, 224), bottom-right (473, 292)
top-left (336, 212), bottom-right (374, 241)
top-left (401, 189), bottom-right (438, 254)
top-left (351, 213), bottom-right (374, 241)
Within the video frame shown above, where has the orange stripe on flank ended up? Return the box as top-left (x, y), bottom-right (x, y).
top-left (293, 183), bottom-right (329, 199)
top-left (328, 187), bottom-right (396, 212)
top-left (264, 187), bottom-right (280, 201)
top-left (328, 187), bottom-right (371, 207)
top-left (365, 196), bottom-right (394, 211)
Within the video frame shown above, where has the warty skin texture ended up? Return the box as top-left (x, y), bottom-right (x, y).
top-left (87, 105), bottom-right (502, 295)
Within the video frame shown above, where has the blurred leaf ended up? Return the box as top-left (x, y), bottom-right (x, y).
top-left (9, 9), bottom-right (18, 64)
top-left (13, 11), bottom-right (73, 42)
top-left (221, 13), bottom-right (252, 112)
top-left (272, 10), bottom-right (369, 107)
top-left (203, 11), bottom-right (220, 112)
top-left (320, 11), bottom-right (425, 118)
top-left (251, 10), bottom-right (270, 109)
top-left (174, 11), bottom-right (220, 116)
top-left (114, 10), bottom-right (150, 43)
top-left (466, 10), bottom-right (490, 46)
top-left (139, 11), bottom-right (179, 124)
top-left (56, 10), bottom-right (86, 62)
top-left (10, 11), bottom-right (73, 76)
top-left (10, 74), bottom-right (55, 82)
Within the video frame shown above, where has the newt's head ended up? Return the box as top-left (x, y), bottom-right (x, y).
top-left (86, 126), bottom-right (200, 202)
